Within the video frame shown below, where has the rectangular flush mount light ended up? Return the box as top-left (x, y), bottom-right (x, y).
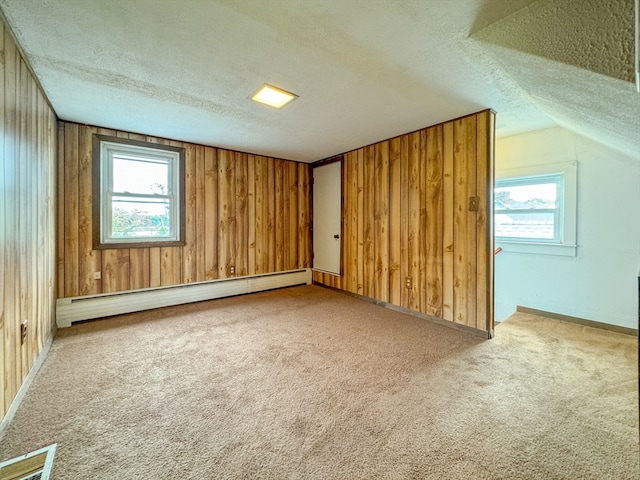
top-left (251, 84), bottom-right (298, 109)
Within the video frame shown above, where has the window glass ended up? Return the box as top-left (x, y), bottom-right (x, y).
top-left (93, 135), bottom-right (185, 248)
top-left (495, 174), bottom-right (563, 243)
top-left (112, 157), bottom-right (169, 195)
top-left (110, 197), bottom-right (172, 238)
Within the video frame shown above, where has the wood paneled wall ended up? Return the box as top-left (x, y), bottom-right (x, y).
top-left (313, 110), bottom-right (495, 334)
top-left (57, 122), bottom-right (312, 298)
top-left (1, 21), bottom-right (58, 420)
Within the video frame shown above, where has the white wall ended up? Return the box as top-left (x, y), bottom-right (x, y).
top-left (495, 127), bottom-right (640, 329)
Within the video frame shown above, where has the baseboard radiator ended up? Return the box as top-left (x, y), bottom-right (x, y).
top-left (56, 268), bottom-right (311, 328)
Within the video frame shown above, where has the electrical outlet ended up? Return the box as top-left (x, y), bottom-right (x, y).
top-left (21, 320), bottom-right (28, 344)
top-left (93, 271), bottom-right (101, 280)
top-left (229, 265), bottom-right (235, 275)
top-left (405, 277), bottom-right (412, 289)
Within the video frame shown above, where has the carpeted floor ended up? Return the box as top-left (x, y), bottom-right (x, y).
top-left (0, 285), bottom-right (638, 479)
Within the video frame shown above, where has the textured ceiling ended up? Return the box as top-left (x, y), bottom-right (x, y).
top-left (472, 0), bottom-right (639, 159)
top-left (0, 0), bottom-right (637, 162)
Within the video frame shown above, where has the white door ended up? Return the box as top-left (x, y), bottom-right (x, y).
top-left (313, 161), bottom-right (341, 274)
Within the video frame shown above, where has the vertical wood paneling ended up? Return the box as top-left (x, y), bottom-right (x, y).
top-left (56, 123), bottom-right (65, 298)
top-left (452, 118), bottom-right (467, 325)
top-left (426, 125), bottom-right (444, 318)
top-left (160, 247), bottom-right (181, 286)
top-left (63, 124), bottom-right (79, 297)
top-left (399, 135), bottom-right (409, 309)
top-left (476, 111), bottom-right (494, 333)
top-left (313, 111), bottom-right (494, 334)
top-left (266, 158), bottom-right (276, 272)
top-left (218, 149), bottom-right (235, 279)
top-left (407, 131), bottom-right (421, 312)
top-left (287, 162), bottom-right (298, 271)
top-left (149, 248), bottom-right (161, 287)
top-left (204, 146), bottom-right (218, 280)
top-left (247, 155), bottom-right (257, 275)
top-left (374, 141), bottom-right (389, 302)
top-left (463, 116), bottom-right (478, 328)
top-left (129, 248), bottom-right (150, 290)
top-left (388, 137), bottom-right (401, 306)
top-left (418, 129), bottom-right (428, 315)
top-left (77, 126), bottom-right (101, 295)
top-left (282, 161), bottom-right (292, 270)
top-left (275, 159), bottom-right (285, 271)
top-left (344, 151), bottom-right (358, 294)
top-left (18, 50), bottom-right (28, 380)
top-left (57, 122), bottom-right (311, 299)
top-left (194, 145), bottom-right (206, 282)
top-left (1, 21), bottom-right (57, 421)
top-left (182, 144), bottom-right (196, 283)
top-left (362, 145), bottom-right (375, 298)
top-left (340, 158), bottom-right (350, 282)
top-left (235, 152), bottom-right (248, 276)
top-left (102, 249), bottom-right (130, 293)
top-left (354, 148), bottom-right (364, 295)
top-left (442, 122), bottom-right (455, 322)
top-left (297, 163), bottom-right (311, 268)
top-left (255, 156), bottom-right (266, 274)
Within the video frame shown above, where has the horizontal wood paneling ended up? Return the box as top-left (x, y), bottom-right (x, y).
top-left (1, 21), bottom-right (57, 421)
top-left (314, 111), bottom-right (495, 334)
top-left (57, 122), bottom-right (312, 299)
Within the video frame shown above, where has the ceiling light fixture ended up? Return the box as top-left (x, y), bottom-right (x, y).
top-left (251, 84), bottom-right (298, 109)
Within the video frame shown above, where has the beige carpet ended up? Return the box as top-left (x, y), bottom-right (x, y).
top-left (0, 285), bottom-right (637, 479)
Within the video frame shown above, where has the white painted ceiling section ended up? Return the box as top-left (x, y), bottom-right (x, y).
top-left (0, 0), bottom-right (637, 162)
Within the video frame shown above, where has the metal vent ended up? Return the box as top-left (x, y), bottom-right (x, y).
top-left (0, 444), bottom-right (57, 480)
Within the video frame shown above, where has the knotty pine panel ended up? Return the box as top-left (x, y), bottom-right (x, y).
top-left (1, 21), bottom-right (57, 420)
top-left (57, 122), bottom-right (312, 299)
top-left (313, 110), bottom-right (495, 335)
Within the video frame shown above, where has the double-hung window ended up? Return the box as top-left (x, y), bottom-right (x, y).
top-left (495, 173), bottom-right (564, 242)
top-left (93, 135), bottom-right (185, 248)
top-left (495, 162), bottom-right (577, 256)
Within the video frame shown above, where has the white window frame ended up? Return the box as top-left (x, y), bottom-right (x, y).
top-left (495, 162), bottom-right (577, 256)
top-left (93, 135), bottom-right (185, 249)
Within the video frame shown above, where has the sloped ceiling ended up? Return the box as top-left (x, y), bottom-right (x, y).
top-left (472, 0), bottom-right (639, 159)
top-left (0, 0), bottom-right (637, 162)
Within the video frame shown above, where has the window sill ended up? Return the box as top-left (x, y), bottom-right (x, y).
top-left (496, 241), bottom-right (577, 257)
top-left (94, 239), bottom-right (185, 249)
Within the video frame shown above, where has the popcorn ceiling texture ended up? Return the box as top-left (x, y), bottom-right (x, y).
top-left (475, 0), bottom-right (635, 82)
top-left (473, 0), bottom-right (639, 159)
top-left (0, 0), bottom-right (637, 161)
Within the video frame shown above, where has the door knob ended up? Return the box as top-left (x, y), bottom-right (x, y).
top-left (333, 234), bottom-right (340, 239)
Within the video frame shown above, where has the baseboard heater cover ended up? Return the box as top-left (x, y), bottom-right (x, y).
top-left (56, 269), bottom-right (311, 328)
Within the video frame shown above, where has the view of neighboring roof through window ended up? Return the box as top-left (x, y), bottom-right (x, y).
top-left (495, 173), bottom-right (564, 243)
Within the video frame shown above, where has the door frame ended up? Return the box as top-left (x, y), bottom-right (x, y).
top-left (311, 155), bottom-right (343, 276)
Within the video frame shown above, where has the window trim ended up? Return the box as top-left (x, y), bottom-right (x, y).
top-left (495, 162), bottom-right (577, 257)
top-left (92, 134), bottom-right (186, 249)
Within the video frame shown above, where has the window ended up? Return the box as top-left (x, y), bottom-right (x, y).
top-left (93, 135), bottom-right (185, 248)
top-left (495, 162), bottom-right (577, 256)
top-left (495, 173), bottom-right (564, 243)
